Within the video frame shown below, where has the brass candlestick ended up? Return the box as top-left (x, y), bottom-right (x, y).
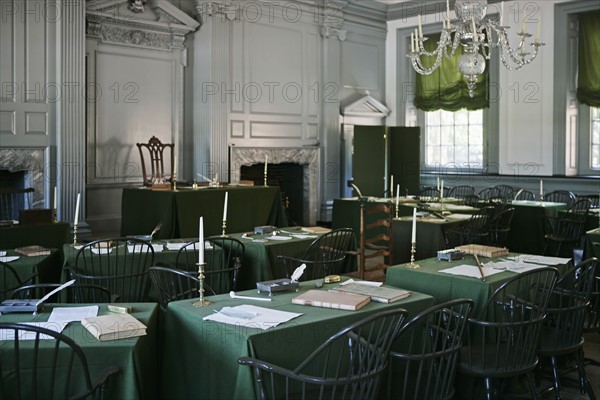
top-left (406, 242), bottom-right (421, 269)
top-left (172, 172), bottom-right (177, 191)
top-left (193, 262), bottom-right (212, 307)
top-left (395, 205), bottom-right (399, 219)
top-left (264, 173), bottom-right (267, 187)
top-left (73, 224), bottom-right (79, 244)
top-left (221, 220), bottom-right (228, 237)
top-left (53, 208), bottom-right (58, 223)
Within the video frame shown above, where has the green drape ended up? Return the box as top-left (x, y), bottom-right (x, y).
top-left (577, 11), bottom-right (600, 107)
top-left (415, 33), bottom-right (489, 111)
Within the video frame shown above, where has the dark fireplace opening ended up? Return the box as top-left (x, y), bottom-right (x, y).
top-left (240, 163), bottom-right (303, 226)
top-left (0, 170), bottom-right (27, 189)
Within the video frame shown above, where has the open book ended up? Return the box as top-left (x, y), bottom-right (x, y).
top-left (292, 290), bottom-right (370, 311)
top-left (82, 312), bottom-right (147, 341)
top-left (331, 283), bottom-right (411, 303)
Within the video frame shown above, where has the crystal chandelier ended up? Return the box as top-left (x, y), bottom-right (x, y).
top-left (408, 0), bottom-right (544, 97)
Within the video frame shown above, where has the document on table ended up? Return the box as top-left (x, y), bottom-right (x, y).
top-left (506, 254), bottom-right (571, 266)
top-left (48, 305), bottom-right (99, 323)
top-left (203, 305), bottom-right (302, 330)
top-left (439, 264), bottom-right (504, 279)
top-left (0, 322), bottom-right (68, 340)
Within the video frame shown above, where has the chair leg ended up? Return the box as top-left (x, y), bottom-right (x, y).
top-left (575, 349), bottom-right (597, 400)
top-left (550, 355), bottom-right (563, 400)
top-left (484, 377), bottom-right (493, 400)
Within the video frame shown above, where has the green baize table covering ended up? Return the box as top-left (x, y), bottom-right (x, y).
top-left (0, 303), bottom-right (159, 400)
top-left (161, 279), bottom-right (435, 400)
top-left (1, 250), bottom-right (62, 295)
top-left (120, 186), bottom-right (288, 239)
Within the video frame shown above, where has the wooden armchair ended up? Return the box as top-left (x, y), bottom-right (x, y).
top-left (357, 200), bottom-right (393, 280)
top-left (136, 136), bottom-right (174, 186)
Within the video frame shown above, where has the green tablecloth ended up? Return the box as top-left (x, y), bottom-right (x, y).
top-left (385, 255), bottom-right (569, 317)
top-left (0, 222), bottom-right (70, 250)
top-left (161, 280), bottom-right (435, 400)
top-left (584, 228), bottom-right (600, 259)
top-left (1, 250), bottom-right (62, 296)
top-left (120, 186), bottom-right (288, 239)
top-left (391, 215), bottom-right (469, 264)
top-left (0, 303), bottom-right (159, 400)
top-left (507, 201), bottom-right (566, 255)
top-left (62, 234), bottom-right (322, 291)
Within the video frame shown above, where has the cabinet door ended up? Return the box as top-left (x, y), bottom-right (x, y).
top-left (352, 126), bottom-right (386, 197)
top-left (388, 127), bottom-right (421, 195)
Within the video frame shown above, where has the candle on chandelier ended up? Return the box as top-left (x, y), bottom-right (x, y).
top-left (198, 216), bottom-right (204, 264)
top-left (418, 14), bottom-right (423, 38)
top-left (472, 17), bottom-right (478, 43)
top-left (414, 28), bottom-right (419, 49)
top-left (500, 2), bottom-right (504, 26)
top-left (536, 16), bottom-right (541, 43)
top-left (411, 32), bottom-right (415, 52)
top-left (522, 9), bottom-right (527, 34)
top-left (446, 0), bottom-right (450, 21)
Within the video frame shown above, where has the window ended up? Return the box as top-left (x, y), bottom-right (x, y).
top-left (592, 107), bottom-right (600, 169)
top-left (424, 109), bottom-right (484, 169)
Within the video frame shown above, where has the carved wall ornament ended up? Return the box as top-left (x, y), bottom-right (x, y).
top-left (129, 0), bottom-right (146, 13)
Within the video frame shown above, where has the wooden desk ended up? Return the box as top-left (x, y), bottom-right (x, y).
top-left (120, 186), bottom-right (288, 239)
top-left (160, 280), bottom-right (435, 400)
top-left (0, 303), bottom-right (159, 400)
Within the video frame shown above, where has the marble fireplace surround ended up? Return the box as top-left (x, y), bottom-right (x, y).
top-left (230, 147), bottom-right (319, 226)
top-left (0, 148), bottom-right (46, 208)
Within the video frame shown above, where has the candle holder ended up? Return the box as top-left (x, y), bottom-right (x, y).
top-left (53, 208), bottom-right (58, 223)
top-left (539, 194), bottom-right (544, 203)
top-left (395, 205), bottom-right (399, 219)
top-left (172, 172), bottom-right (177, 191)
top-left (221, 220), bottom-right (228, 237)
top-left (406, 242), bottom-right (421, 269)
top-left (73, 224), bottom-right (79, 244)
top-left (193, 262), bottom-right (212, 307)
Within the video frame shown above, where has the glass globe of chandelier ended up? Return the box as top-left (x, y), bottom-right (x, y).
top-left (408, 0), bottom-right (544, 97)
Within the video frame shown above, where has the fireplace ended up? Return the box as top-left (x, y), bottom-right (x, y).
top-left (230, 147), bottom-right (319, 226)
top-left (0, 149), bottom-right (46, 210)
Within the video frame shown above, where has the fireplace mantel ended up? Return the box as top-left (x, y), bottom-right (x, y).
top-left (230, 147), bottom-right (319, 226)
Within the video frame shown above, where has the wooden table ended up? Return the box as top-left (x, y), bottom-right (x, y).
top-left (0, 303), bottom-right (159, 400)
top-left (160, 280), bottom-right (435, 400)
top-left (120, 186), bottom-right (288, 239)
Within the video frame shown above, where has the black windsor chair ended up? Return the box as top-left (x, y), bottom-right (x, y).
top-left (544, 190), bottom-right (576, 208)
top-left (1, 261), bottom-right (37, 301)
top-left (544, 198), bottom-right (592, 257)
top-left (444, 205), bottom-right (496, 247)
top-left (148, 266), bottom-right (200, 312)
top-left (487, 207), bottom-right (516, 248)
top-left (514, 189), bottom-right (536, 201)
top-left (68, 238), bottom-right (154, 302)
top-left (387, 299), bottom-right (474, 400)
top-left (493, 185), bottom-right (515, 202)
top-left (277, 228), bottom-right (355, 281)
top-left (11, 283), bottom-right (111, 303)
top-left (0, 322), bottom-right (120, 400)
top-left (448, 185), bottom-right (476, 202)
top-left (238, 308), bottom-right (409, 400)
top-left (458, 267), bottom-right (559, 400)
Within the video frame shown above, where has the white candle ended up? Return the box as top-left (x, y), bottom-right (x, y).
top-left (440, 180), bottom-right (444, 200)
top-left (174, 154), bottom-right (177, 178)
top-left (199, 216), bottom-right (204, 264)
top-left (436, 177), bottom-right (440, 191)
top-left (396, 184), bottom-right (400, 208)
top-left (500, 1), bottom-right (504, 26)
top-left (540, 180), bottom-right (543, 197)
top-left (73, 193), bottom-right (80, 226)
top-left (53, 186), bottom-right (57, 210)
top-left (411, 32), bottom-right (415, 52)
top-left (390, 175), bottom-right (394, 197)
top-left (472, 17), bottom-right (478, 43)
top-left (522, 9), bottom-right (527, 33)
top-left (411, 207), bottom-right (417, 243)
top-left (264, 154), bottom-right (268, 176)
top-left (414, 28), bottom-right (419, 49)
top-left (536, 16), bottom-right (541, 43)
top-left (418, 14), bottom-right (423, 38)
top-left (446, 0), bottom-right (450, 21)
top-left (222, 192), bottom-right (228, 221)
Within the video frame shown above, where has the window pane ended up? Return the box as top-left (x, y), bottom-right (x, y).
top-left (592, 107), bottom-right (600, 169)
top-left (424, 109), bottom-right (484, 170)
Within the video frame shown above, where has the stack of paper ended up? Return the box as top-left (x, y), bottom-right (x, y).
top-left (203, 305), bottom-right (302, 330)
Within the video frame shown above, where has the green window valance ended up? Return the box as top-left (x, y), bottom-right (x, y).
top-left (577, 11), bottom-right (600, 107)
top-left (414, 33), bottom-right (489, 112)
